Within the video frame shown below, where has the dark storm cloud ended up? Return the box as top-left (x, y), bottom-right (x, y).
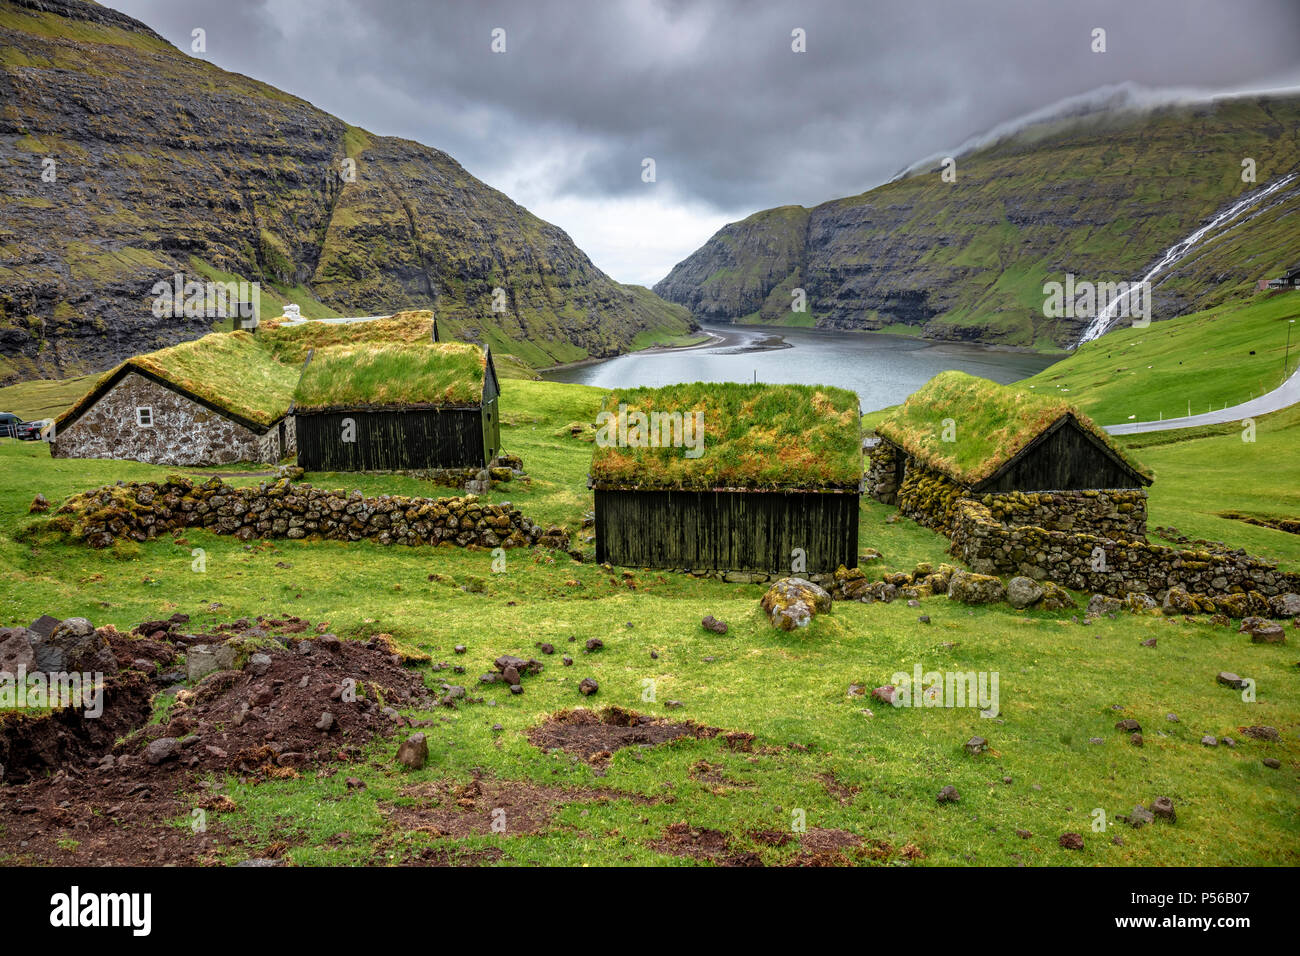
top-left (104, 0), bottom-right (1300, 211)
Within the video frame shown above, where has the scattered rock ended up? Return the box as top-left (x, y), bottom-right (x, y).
top-left (1201, 735), bottom-right (1218, 747)
top-left (701, 615), bottom-right (728, 634)
top-left (1115, 718), bottom-right (1141, 733)
top-left (1140, 638), bottom-right (1157, 648)
top-left (964, 736), bottom-right (988, 755)
top-left (315, 712), bottom-right (335, 732)
top-left (396, 733), bottom-right (429, 770)
top-left (144, 737), bottom-right (181, 765)
top-left (1262, 758), bottom-right (1281, 769)
top-left (1150, 797), bottom-right (1175, 822)
top-left (578, 677), bottom-right (599, 696)
top-left (1058, 832), bottom-right (1084, 850)
top-left (871, 685), bottom-right (897, 706)
top-left (1128, 805), bottom-right (1155, 829)
top-left (936, 785), bottom-right (960, 804)
top-left (584, 638), bottom-right (604, 653)
top-left (1216, 672), bottom-right (1246, 689)
top-left (1240, 617), bottom-right (1286, 644)
top-left (28, 493), bottom-right (49, 514)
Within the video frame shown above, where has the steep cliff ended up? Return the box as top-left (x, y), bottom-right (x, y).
top-left (656, 94), bottom-right (1300, 348)
top-left (0, 0), bottom-right (693, 382)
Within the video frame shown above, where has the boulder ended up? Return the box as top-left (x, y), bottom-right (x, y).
top-left (1121, 592), bottom-right (1158, 614)
top-left (1161, 586), bottom-right (1203, 616)
top-left (1269, 592), bottom-right (1300, 619)
top-left (946, 570), bottom-right (1006, 605)
top-left (1086, 594), bottom-right (1122, 617)
top-left (1006, 576), bottom-right (1044, 610)
top-left (396, 733), bottom-right (429, 769)
top-left (0, 627), bottom-right (37, 673)
top-left (144, 737), bottom-right (181, 765)
top-left (761, 577), bottom-right (832, 630)
top-left (1239, 617), bottom-right (1285, 644)
top-left (1038, 582), bottom-right (1076, 610)
top-left (36, 618), bottom-right (117, 674)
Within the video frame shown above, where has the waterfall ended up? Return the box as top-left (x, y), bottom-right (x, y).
top-left (1075, 173), bottom-right (1299, 345)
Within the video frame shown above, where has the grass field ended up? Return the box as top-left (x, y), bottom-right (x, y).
top-left (1, 377), bottom-right (1296, 866)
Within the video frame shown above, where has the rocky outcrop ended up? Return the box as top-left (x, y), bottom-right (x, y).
top-left (656, 95), bottom-right (1300, 348)
top-left (0, 0), bottom-right (692, 381)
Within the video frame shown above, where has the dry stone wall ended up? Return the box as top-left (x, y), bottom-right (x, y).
top-left (982, 489), bottom-right (1147, 538)
top-left (949, 498), bottom-right (1300, 601)
top-left (53, 475), bottom-right (573, 553)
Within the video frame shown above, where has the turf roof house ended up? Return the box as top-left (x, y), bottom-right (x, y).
top-left (51, 331), bottom-right (297, 466)
top-left (866, 371), bottom-right (1152, 538)
top-left (293, 342), bottom-right (502, 472)
top-left (590, 383), bottom-right (863, 575)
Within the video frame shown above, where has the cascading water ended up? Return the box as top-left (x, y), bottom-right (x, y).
top-left (1076, 172), bottom-right (1299, 345)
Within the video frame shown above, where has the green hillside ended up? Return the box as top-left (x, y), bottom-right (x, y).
top-left (656, 95), bottom-right (1300, 348)
top-left (0, 0), bottom-right (693, 384)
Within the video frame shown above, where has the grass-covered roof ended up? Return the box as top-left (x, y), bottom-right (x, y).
top-left (260, 310), bottom-right (435, 363)
top-left (294, 342), bottom-right (488, 411)
top-left (875, 370), bottom-right (1151, 485)
top-left (56, 331), bottom-right (297, 429)
top-left (589, 382), bottom-right (862, 491)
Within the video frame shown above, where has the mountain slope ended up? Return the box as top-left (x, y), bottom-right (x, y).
top-left (0, 0), bottom-right (692, 383)
top-left (656, 93), bottom-right (1300, 348)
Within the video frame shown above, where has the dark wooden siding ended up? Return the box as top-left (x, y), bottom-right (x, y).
top-left (296, 408), bottom-right (488, 471)
top-left (975, 418), bottom-right (1144, 492)
top-left (595, 488), bottom-right (859, 572)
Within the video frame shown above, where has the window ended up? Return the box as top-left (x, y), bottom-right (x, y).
top-left (136, 406), bottom-right (153, 428)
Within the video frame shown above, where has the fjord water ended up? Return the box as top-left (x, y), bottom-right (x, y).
top-left (542, 324), bottom-right (1057, 412)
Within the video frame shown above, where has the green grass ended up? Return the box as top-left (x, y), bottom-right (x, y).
top-left (1, 377), bottom-right (1297, 867)
top-left (56, 331), bottom-right (298, 428)
top-left (295, 343), bottom-right (487, 411)
top-left (591, 382), bottom-right (862, 491)
top-left (1019, 294), bottom-right (1300, 426)
top-left (259, 311), bottom-right (436, 364)
top-left (0, 373), bottom-right (96, 420)
top-left (875, 370), bottom-right (1149, 485)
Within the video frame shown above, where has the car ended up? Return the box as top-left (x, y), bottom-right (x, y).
top-left (15, 418), bottom-right (52, 441)
top-left (0, 412), bottom-right (23, 439)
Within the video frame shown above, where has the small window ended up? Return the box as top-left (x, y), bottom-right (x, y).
top-left (136, 406), bottom-right (153, 428)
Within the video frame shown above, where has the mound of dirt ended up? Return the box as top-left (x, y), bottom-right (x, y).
top-left (0, 611), bottom-right (434, 865)
top-left (527, 706), bottom-right (723, 761)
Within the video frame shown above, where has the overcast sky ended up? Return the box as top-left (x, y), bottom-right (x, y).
top-left (105, 0), bottom-right (1300, 286)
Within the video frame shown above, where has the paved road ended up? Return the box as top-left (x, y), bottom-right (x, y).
top-left (1104, 364), bottom-right (1300, 435)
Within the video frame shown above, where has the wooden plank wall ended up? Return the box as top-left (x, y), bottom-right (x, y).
top-left (296, 409), bottom-right (488, 471)
top-left (595, 488), bottom-right (860, 572)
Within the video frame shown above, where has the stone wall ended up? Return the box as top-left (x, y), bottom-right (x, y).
top-left (981, 488), bottom-right (1147, 538)
top-left (52, 371), bottom-right (286, 466)
top-left (865, 440), bottom-right (901, 505)
top-left (897, 462), bottom-right (965, 536)
top-left (949, 498), bottom-right (1300, 601)
top-left (53, 475), bottom-right (573, 553)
